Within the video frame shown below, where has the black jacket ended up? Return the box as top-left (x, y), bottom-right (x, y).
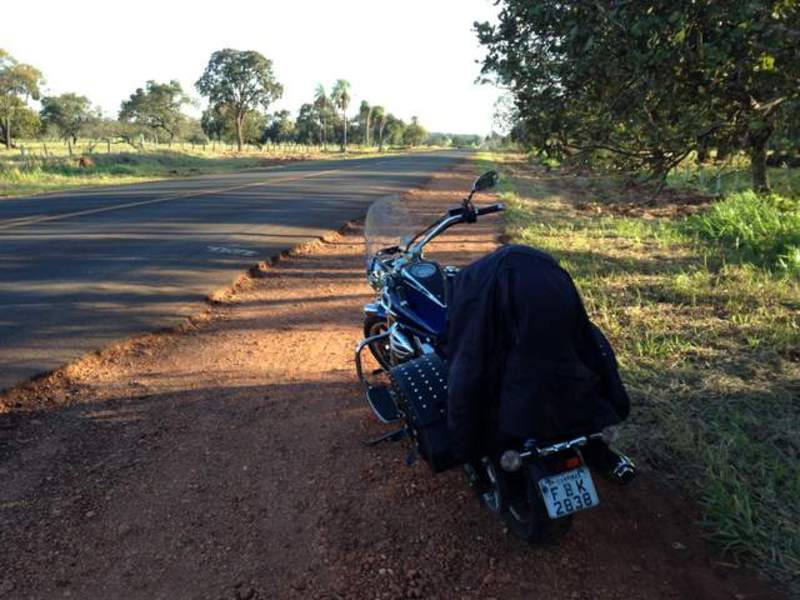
top-left (445, 245), bottom-right (629, 460)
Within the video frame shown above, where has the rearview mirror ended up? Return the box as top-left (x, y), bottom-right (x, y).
top-left (472, 170), bottom-right (499, 192)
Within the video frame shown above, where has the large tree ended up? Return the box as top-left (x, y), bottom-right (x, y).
top-left (119, 80), bottom-right (188, 146)
top-left (331, 79), bottom-right (351, 151)
top-left (40, 93), bottom-right (93, 154)
top-left (196, 49), bottom-right (283, 152)
top-left (0, 49), bottom-right (42, 149)
top-left (477, 0), bottom-right (800, 191)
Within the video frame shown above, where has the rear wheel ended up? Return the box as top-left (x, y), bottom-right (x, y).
top-left (363, 316), bottom-right (391, 370)
top-left (466, 459), bottom-right (572, 544)
top-left (503, 464), bottom-right (572, 544)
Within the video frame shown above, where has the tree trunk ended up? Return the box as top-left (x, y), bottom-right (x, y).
top-left (696, 139), bottom-right (709, 165)
top-left (748, 125), bottom-right (773, 194)
top-left (67, 138), bottom-right (73, 157)
top-left (715, 141), bottom-right (730, 163)
top-left (236, 114), bottom-right (244, 152)
top-left (749, 140), bottom-right (770, 193)
top-left (342, 110), bottom-right (347, 152)
top-left (4, 116), bottom-right (11, 149)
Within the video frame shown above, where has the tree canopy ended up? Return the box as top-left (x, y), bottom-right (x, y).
top-left (331, 79), bottom-right (351, 149)
top-left (40, 93), bottom-right (93, 149)
top-left (0, 49), bottom-right (43, 148)
top-left (119, 80), bottom-right (189, 145)
top-left (403, 116), bottom-right (427, 146)
top-left (196, 49), bottom-right (283, 151)
top-left (477, 0), bottom-right (800, 190)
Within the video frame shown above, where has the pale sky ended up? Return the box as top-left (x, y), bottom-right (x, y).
top-left (4, 0), bottom-right (502, 135)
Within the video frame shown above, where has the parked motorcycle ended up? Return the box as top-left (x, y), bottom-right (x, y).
top-left (355, 171), bottom-right (634, 543)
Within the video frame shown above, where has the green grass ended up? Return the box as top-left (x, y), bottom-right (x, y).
top-left (683, 191), bottom-right (800, 273)
top-left (0, 139), bottom-right (407, 198)
top-left (479, 152), bottom-right (800, 591)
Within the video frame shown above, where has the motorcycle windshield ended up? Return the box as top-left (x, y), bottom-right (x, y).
top-left (364, 195), bottom-right (417, 263)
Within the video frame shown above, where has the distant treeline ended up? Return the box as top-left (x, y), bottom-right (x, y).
top-left (0, 48), bottom-right (483, 154)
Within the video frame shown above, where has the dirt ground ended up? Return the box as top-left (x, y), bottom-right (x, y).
top-left (0, 161), bottom-right (784, 599)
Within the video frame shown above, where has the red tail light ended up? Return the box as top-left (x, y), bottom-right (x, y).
top-left (561, 455), bottom-right (583, 471)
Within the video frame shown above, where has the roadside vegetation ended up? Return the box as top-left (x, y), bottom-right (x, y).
top-left (475, 2), bottom-right (799, 587)
top-left (0, 141), bottom-right (405, 197)
top-left (0, 48), bottom-right (482, 198)
top-left (479, 151), bottom-right (799, 590)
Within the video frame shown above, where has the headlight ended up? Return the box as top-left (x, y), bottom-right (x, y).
top-left (368, 263), bottom-right (386, 290)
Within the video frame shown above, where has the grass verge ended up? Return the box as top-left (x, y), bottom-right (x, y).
top-left (478, 152), bottom-right (800, 592)
top-left (0, 142), bottom-right (407, 198)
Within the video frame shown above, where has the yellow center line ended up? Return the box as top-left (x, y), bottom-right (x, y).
top-left (0, 158), bottom-right (399, 232)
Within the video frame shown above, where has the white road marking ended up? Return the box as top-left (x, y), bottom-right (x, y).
top-left (206, 246), bottom-right (258, 257)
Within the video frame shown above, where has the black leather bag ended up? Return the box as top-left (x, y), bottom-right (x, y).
top-left (389, 354), bottom-right (458, 473)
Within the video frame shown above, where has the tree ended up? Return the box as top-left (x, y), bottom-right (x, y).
top-left (313, 84), bottom-right (331, 145)
top-left (119, 80), bottom-right (188, 146)
top-left (0, 49), bottom-right (43, 149)
top-left (263, 110), bottom-right (295, 143)
top-left (200, 103), bottom-right (265, 146)
top-left (201, 104), bottom-right (229, 142)
top-left (384, 114), bottom-right (406, 146)
top-left (295, 102), bottom-right (321, 144)
top-left (40, 93), bottom-right (93, 155)
top-left (196, 49), bottom-right (283, 152)
top-left (403, 116), bottom-right (427, 146)
top-left (477, 0), bottom-right (800, 191)
top-left (330, 79), bottom-right (351, 151)
top-left (357, 100), bottom-right (373, 146)
top-left (372, 105), bottom-right (387, 150)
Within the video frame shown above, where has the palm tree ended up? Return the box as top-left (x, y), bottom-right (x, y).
top-left (358, 100), bottom-right (373, 146)
top-left (331, 79), bottom-right (351, 152)
top-left (372, 105), bottom-right (386, 151)
top-left (313, 84), bottom-right (328, 145)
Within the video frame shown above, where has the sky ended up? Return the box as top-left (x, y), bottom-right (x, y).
top-left (4, 0), bottom-right (502, 136)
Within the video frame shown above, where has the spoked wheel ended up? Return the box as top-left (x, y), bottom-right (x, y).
top-left (363, 316), bottom-right (392, 370)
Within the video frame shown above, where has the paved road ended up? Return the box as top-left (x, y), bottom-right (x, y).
top-left (0, 151), bottom-right (463, 391)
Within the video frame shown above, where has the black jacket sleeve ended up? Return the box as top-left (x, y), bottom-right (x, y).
top-left (445, 265), bottom-right (498, 461)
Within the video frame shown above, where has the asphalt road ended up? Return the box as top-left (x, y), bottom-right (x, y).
top-left (0, 151), bottom-right (463, 392)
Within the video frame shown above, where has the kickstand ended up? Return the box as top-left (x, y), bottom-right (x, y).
top-left (362, 428), bottom-right (407, 447)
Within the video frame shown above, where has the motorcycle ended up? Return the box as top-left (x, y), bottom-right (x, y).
top-left (354, 171), bottom-right (635, 543)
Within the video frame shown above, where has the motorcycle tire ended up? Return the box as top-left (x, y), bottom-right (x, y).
top-left (503, 463), bottom-right (573, 544)
top-left (363, 316), bottom-right (392, 370)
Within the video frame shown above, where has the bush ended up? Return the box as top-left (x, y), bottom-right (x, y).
top-left (684, 191), bottom-right (800, 273)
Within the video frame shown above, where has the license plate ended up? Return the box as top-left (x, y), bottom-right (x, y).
top-left (537, 466), bottom-right (600, 519)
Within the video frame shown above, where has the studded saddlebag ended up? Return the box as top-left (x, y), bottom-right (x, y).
top-left (389, 354), bottom-right (458, 473)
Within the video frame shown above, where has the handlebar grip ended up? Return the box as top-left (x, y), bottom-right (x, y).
top-left (476, 203), bottom-right (505, 216)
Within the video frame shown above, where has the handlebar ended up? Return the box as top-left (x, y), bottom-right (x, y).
top-left (406, 202), bottom-right (505, 256)
top-left (476, 203), bottom-right (504, 216)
